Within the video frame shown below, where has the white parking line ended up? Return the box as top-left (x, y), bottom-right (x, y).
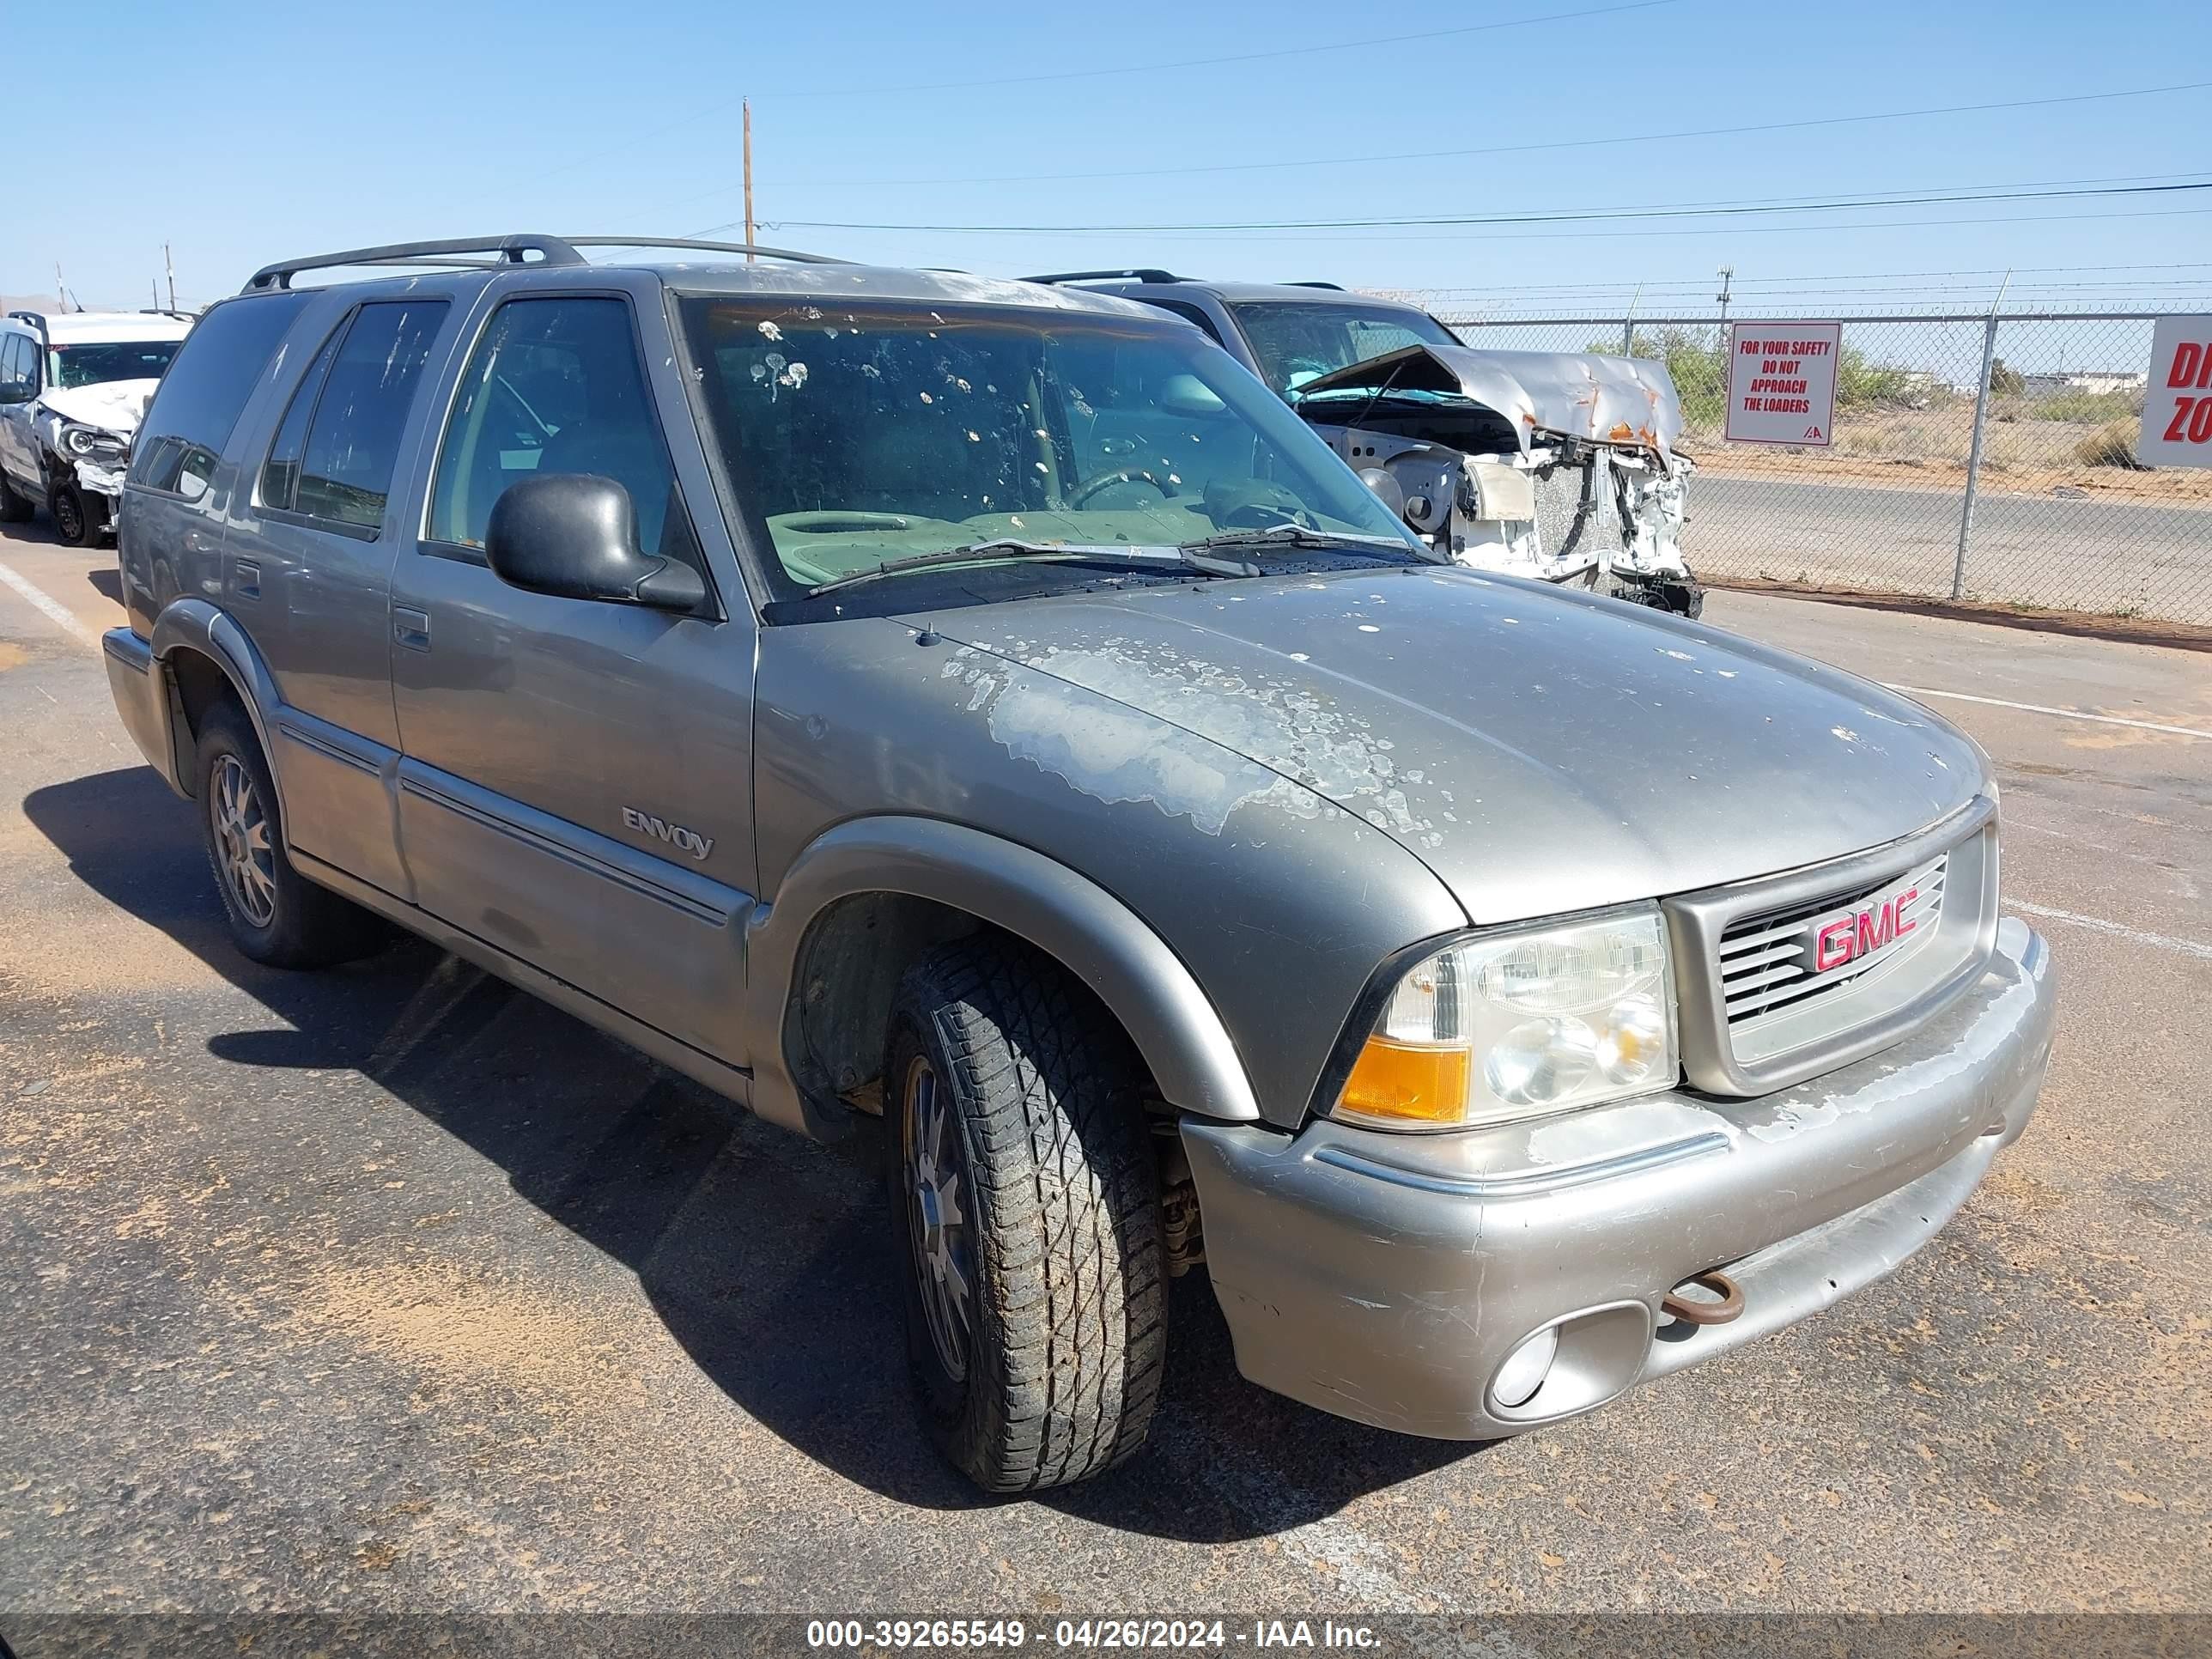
top-left (2010, 899), bottom-right (2212, 963)
top-left (1883, 684), bottom-right (2211, 741)
top-left (0, 556), bottom-right (102, 652)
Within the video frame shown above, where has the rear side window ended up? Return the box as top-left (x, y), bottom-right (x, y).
top-left (258, 328), bottom-right (345, 513)
top-left (128, 294), bottom-right (312, 484)
top-left (290, 301), bottom-right (448, 532)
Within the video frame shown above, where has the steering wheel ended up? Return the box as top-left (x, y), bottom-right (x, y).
top-left (775, 510), bottom-right (916, 534)
top-left (1218, 501), bottom-right (1317, 532)
top-left (1069, 469), bottom-right (1176, 508)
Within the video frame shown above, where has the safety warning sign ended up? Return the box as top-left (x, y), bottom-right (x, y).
top-left (2138, 315), bottom-right (2212, 469)
top-left (1724, 320), bottom-right (1841, 447)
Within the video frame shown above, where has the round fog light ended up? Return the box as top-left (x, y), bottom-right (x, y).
top-left (1491, 1324), bottom-right (1560, 1410)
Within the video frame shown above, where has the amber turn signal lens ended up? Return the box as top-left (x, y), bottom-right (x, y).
top-left (1338, 1037), bottom-right (1474, 1124)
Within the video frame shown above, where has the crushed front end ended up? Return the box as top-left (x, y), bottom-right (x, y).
top-left (1292, 343), bottom-right (1703, 616)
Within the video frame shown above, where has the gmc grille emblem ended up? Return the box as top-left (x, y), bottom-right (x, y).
top-left (621, 806), bottom-right (714, 861)
top-left (1809, 886), bottom-right (1918, 974)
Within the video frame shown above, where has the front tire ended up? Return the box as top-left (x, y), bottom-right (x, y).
top-left (884, 937), bottom-right (1166, 1492)
top-left (197, 707), bottom-right (385, 969)
top-left (49, 483), bottom-right (92, 547)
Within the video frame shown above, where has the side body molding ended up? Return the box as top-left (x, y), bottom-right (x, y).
top-left (744, 817), bottom-right (1264, 1137)
top-left (147, 599), bottom-right (287, 805)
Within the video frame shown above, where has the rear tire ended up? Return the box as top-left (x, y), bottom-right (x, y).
top-left (884, 936), bottom-right (1166, 1492)
top-left (196, 706), bottom-right (386, 969)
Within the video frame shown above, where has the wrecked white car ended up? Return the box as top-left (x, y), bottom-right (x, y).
top-left (1027, 274), bottom-right (1702, 616)
top-left (1289, 343), bottom-right (1702, 617)
top-left (0, 309), bottom-right (192, 545)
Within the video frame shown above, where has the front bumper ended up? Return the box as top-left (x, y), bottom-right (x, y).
top-left (1182, 918), bottom-right (2055, 1440)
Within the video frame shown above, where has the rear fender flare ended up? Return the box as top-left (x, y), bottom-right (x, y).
top-left (149, 599), bottom-right (285, 813)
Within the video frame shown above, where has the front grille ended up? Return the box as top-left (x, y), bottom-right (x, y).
top-left (1662, 798), bottom-right (1998, 1095)
top-left (1718, 854), bottom-right (1947, 1028)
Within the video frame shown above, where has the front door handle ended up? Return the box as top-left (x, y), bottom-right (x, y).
top-left (392, 606), bottom-right (431, 652)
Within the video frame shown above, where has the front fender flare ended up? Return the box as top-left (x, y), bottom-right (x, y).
top-left (744, 817), bottom-right (1263, 1137)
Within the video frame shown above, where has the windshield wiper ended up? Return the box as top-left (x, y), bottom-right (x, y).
top-left (805, 539), bottom-right (1258, 598)
top-left (1181, 525), bottom-right (1444, 563)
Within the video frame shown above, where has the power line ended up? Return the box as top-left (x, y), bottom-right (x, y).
top-left (1416, 261), bottom-right (2212, 295)
top-left (705, 78), bottom-right (2212, 196)
top-left (727, 204), bottom-right (2212, 248)
top-left (750, 178), bottom-right (2212, 236)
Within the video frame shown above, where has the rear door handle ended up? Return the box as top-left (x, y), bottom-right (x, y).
top-left (392, 606), bottom-right (431, 652)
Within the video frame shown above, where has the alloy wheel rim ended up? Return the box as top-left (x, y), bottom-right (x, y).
top-left (902, 1054), bottom-right (973, 1381)
top-left (211, 756), bottom-right (277, 927)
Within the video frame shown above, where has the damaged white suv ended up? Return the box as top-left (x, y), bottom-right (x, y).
top-left (0, 309), bottom-right (192, 544)
top-left (1030, 273), bottom-right (1702, 616)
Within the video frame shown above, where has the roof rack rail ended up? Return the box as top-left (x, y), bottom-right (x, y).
top-left (245, 235), bottom-right (586, 292)
top-left (243, 234), bottom-right (855, 294)
top-left (565, 236), bottom-right (852, 265)
top-left (1022, 269), bottom-right (1185, 287)
top-left (1283, 281), bottom-right (1346, 290)
top-left (138, 307), bottom-right (196, 320)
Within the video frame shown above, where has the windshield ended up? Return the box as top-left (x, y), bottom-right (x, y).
top-left (679, 299), bottom-right (1417, 605)
top-left (1228, 301), bottom-right (1460, 395)
top-left (50, 341), bottom-right (181, 390)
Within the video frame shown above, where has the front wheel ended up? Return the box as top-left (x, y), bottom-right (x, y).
top-left (884, 937), bottom-right (1166, 1492)
top-left (49, 483), bottom-right (93, 547)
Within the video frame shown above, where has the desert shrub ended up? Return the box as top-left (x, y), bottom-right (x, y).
top-left (2075, 418), bottom-right (2145, 469)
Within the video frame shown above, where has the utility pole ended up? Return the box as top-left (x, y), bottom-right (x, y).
top-left (164, 242), bottom-right (177, 313)
top-left (742, 98), bottom-right (756, 261)
top-left (1714, 264), bottom-right (1735, 371)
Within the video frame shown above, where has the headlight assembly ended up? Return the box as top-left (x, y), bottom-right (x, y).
top-left (61, 424), bottom-right (130, 464)
top-left (1332, 906), bottom-right (1678, 1131)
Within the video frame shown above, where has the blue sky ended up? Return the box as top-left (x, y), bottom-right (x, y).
top-left (18, 0), bottom-right (2212, 313)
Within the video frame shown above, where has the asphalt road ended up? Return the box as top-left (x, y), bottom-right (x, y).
top-left (2, 516), bottom-right (2208, 1626)
top-left (1691, 473), bottom-right (2212, 625)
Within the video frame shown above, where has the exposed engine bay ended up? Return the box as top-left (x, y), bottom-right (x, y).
top-left (1291, 343), bottom-right (1704, 617)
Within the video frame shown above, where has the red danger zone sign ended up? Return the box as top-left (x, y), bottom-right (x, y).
top-left (1723, 320), bottom-right (1841, 447)
top-left (2139, 316), bottom-right (2212, 469)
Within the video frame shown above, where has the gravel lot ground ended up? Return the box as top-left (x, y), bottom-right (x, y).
top-left (1, 515), bottom-right (2206, 1634)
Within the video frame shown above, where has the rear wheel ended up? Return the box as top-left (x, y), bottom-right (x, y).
top-left (884, 937), bottom-right (1165, 1492)
top-left (49, 483), bottom-right (92, 547)
top-left (197, 707), bottom-right (386, 968)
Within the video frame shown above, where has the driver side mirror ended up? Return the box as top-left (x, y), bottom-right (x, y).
top-left (484, 473), bottom-right (706, 613)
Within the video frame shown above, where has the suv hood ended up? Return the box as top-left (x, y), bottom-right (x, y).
top-left (919, 568), bottom-right (1983, 924)
top-left (39, 379), bottom-right (159, 437)
top-left (1295, 343), bottom-right (1684, 463)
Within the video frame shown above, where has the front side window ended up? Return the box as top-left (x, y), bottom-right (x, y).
top-left (429, 295), bottom-right (696, 569)
top-left (678, 299), bottom-right (1415, 605)
top-left (49, 340), bottom-right (182, 390)
top-left (0, 335), bottom-right (29, 400)
top-left (291, 301), bottom-right (447, 530)
top-left (1228, 301), bottom-right (1460, 393)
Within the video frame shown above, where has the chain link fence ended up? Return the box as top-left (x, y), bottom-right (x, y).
top-left (1413, 304), bottom-right (2212, 626)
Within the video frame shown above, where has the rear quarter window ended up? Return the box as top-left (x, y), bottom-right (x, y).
top-left (129, 294), bottom-right (313, 487)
